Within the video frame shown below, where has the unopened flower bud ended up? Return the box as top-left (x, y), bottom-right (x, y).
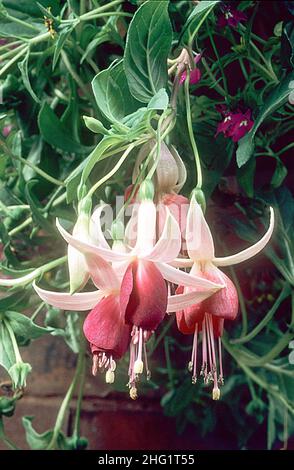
top-left (139, 179), bottom-right (154, 201)
top-left (111, 220), bottom-right (125, 241)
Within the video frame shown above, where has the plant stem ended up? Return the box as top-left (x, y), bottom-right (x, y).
top-left (30, 302), bottom-right (45, 321)
top-left (184, 70), bottom-right (202, 189)
top-left (47, 335), bottom-right (86, 450)
top-left (207, 26), bottom-right (229, 101)
top-left (6, 14), bottom-right (40, 32)
top-left (79, 0), bottom-right (123, 20)
top-left (87, 142), bottom-right (139, 198)
top-left (0, 256), bottom-right (67, 287)
top-left (8, 192), bottom-right (66, 237)
top-left (73, 333), bottom-right (86, 439)
top-left (0, 418), bottom-right (19, 450)
top-left (0, 45), bottom-right (28, 78)
top-left (223, 337), bottom-right (294, 415)
top-left (229, 266), bottom-right (248, 338)
top-left (0, 139), bottom-right (65, 187)
top-left (231, 284), bottom-right (291, 345)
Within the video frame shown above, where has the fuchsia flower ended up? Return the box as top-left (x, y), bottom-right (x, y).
top-left (171, 194), bottom-right (274, 399)
top-left (218, 4), bottom-right (247, 28)
top-left (179, 54), bottom-right (202, 86)
top-left (34, 189), bottom-right (222, 397)
top-left (215, 106), bottom-right (254, 142)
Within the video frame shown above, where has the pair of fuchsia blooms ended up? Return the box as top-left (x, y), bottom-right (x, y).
top-left (35, 142), bottom-right (274, 400)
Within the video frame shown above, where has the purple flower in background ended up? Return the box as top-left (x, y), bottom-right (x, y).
top-left (215, 106), bottom-right (254, 142)
top-left (218, 5), bottom-right (247, 28)
top-left (179, 54), bottom-right (202, 86)
top-left (2, 125), bottom-right (13, 137)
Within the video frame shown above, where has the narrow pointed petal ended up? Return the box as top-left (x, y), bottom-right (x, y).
top-left (120, 259), bottom-right (167, 331)
top-left (142, 207), bottom-right (181, 262)
top-left (86, 255), bottom-right (120, 292)
top-left (169, 258), bottom-right (194, 268)
top-left (133, 200), bottom-right (156, 254)
top-left (167, 289), bottom-right (220, 312)
top-left (186, 197), bottom-right (215, 261)
top-left (176, 310), bottom-right (195, 335)
top-left (156, 262), bottom-right (224, 291)
top-left (89, 204), bottom-right (111, 249)
top-left (33, 282), bottom-right (103, 310)
top-left (213, 207), bottom-right (274, 267)
top-left (68, 213), bottom-right (90, 293)
top-left (56, 218), bottom-right (128, 262)
top-left (84, 294), bottom-right (131, 359)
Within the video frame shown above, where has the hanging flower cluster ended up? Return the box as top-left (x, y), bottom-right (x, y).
top-left (34, 142), bottom-right (274, 401)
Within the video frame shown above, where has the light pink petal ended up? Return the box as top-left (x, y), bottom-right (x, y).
top-left (86, 255), bottom-right (120, 291)
top-left (33, 282), bottom-right (103, 310)
top-left (56, 218), bottom-right (128, 262)
top-left (89, 204), bottom-right (111, 249)
top-left (133, 200), bottom-right (156, 254)
top-left (169, 258), bottom-right (194, 268)
top-left (167, 289), bottom-right (219, 313)
top-left (213, 207), bottom-right (274, 267)
top-left (142, 207), bottom-right (181, 262)
top-left (156, 262), bottom-right (224, 290)
top-left (186, 197), bottom-right (215, 261)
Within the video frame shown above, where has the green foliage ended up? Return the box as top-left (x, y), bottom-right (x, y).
top-left (0, 0), bottom-right (293, 451)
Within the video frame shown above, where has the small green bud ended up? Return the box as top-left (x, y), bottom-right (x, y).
top-left (139, 179), bottom-right (154, 201)
top-left (191, 188), bottom-right (206, 212)
top-left (0, 396), bottom-right (16, 417)
top-left (111, 220), bottom-right (125, 241)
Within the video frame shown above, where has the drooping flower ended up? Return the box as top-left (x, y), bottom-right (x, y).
top-left (171, 194), bottom-right (275, 399)
top-left (179, 54), bottom-right (202, 86)
top-left (35, 186), bottom-right (223, 397)
top-left (215, 106), bottom-right (254, 142)
top-left (218, 4), bottom-right (247, 28)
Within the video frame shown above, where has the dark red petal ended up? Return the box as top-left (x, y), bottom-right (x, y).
top-left (83, 294), bottom-right (131, 359)
top-left (212, 316), bottom-right (224, 338)
top-left (176, 310), bottom-right (195, 335)
top-left (121, 259), bottom-right (167, 330)
top-left (203, 270), bottom-right (238, 321)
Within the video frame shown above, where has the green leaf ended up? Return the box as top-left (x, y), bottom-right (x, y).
top-left (5, 310), bottom-right (49, 344)
top-left (80, 134), bottom-right (127, 185)
top-left (267, 397), bottom-right (276, 450)
top-left (52, 25), bottom-right (75, 70)
top-left (237, 157), bottom-right (256, 197)
top-left (18, 49), bottom-right (40, 104)
top-left (22, 416), bottom-right (87, 450)
top-left (22, 416), bottom-right (54, 450)
top-left (271, 158), bottom-right (288, 188)
top-left (0, 289), bottom-right (29, 311)
top-left (38, 103), bottom-right (92, 154)
top-left (124, 0), bottom-right (172, 103)
top-left (0, 320), bottom-right (15, 373)
top-left (25, 180), bottom-right (56, 235)
top-left (8, 362), bottom-right (31, 388)
top-left (147, 88), bottom-right (169, 110)
top-left (92, 61), bottom-right (140, 126)
top-left (237, 72), bottom-right (294, 167)
top-left (180, 0), bottom-right (219, 43)
top-left (83, 116), bottom-right (109, 135)
top-left (22, 135), bottom-right (43, 181)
